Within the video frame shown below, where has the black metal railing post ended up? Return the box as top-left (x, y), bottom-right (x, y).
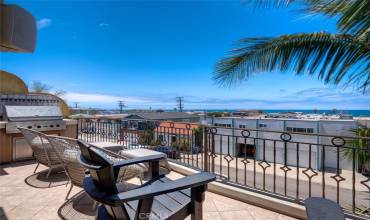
top-left (203, 127), bottom-right (209, 172)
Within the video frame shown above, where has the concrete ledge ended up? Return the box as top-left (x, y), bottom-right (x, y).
top-left (0, 122), bottom-right (5, 129)
top-left (64, 118), bottom-right (78, 125)
top-left (169, 162), bottom-right (200, 175)
top-left (169, 161), bottom-right (307, 219)
top-left (208, 181), bottom-right (307, 219)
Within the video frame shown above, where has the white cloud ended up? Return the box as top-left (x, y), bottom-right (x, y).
top-left (37, 18), bottom-right (52, 30)
top-left (61, 92), bottom-right (152, 105)
top-left (58, 89), bottom-right (370, 110)
top-left (98, 23), bottom-right (109, 28)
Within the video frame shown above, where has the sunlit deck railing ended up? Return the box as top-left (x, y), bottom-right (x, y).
top-left (77, 118), bottom-right (370, 218)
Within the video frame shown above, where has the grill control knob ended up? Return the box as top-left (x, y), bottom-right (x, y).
top-left (50, 125), bottom-right (54, 128)
top-left (37, 125), bottom-right (41, 129)
top-left (27, 126), bottom-right (32, 129)
top-left (56, 124), bottom-right (60, 127)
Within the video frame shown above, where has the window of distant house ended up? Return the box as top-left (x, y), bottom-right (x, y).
top-left (239, 124), bottom-right (246, 129)
top-left (286, 127), bottom-right (314, 133)
top-left (214, 123), bottom-right (231, 128)
top-left (171, 136), bottom-right (177, 143)
top-left (259, 123), bottom-right (267, 128)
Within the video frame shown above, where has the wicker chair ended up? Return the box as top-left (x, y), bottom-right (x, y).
top-left (47, 135), bottom-right (147, 200)
top-left (18, 127), bottom-right (64, 178)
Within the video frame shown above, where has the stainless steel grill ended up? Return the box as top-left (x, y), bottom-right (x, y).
top-left (0, 94), bottom-right (61, 119)
top-left (0, 94), bottom-right (66, 133)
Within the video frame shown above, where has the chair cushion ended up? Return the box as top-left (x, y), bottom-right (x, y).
top-left (117, 164), bottom-right (148, 181)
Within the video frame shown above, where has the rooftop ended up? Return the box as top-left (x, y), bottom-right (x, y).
top-left (209, 115), bottom-right (357, 122)
top-left (126, 112), bottom-right (200, 120)
top-left (0, 161), bottom-right (295, 220)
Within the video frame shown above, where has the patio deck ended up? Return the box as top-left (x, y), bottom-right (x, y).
top-left (0, 161), bottom-right (296, 220)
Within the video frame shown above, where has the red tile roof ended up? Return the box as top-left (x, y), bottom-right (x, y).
top-left (155, 122), bottom-right (199, 134)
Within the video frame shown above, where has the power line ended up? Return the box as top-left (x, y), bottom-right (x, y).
top-left (176, 97), bottom-right (184, 112)
top-left (118, 100), bottom-right (126, 113)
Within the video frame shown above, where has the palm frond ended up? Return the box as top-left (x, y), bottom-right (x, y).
top-left (249, 0), bottom-right (295, 8)
top-left (214, 32), bottom-right (370, 92)
top-left (344, 127), bottom-right (370, 171)
top-left (304, 0), bottom-right (370, 39)
top-left (251, 0), bottom-right (370, 39)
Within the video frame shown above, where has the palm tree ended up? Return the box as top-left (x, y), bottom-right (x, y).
top-left (344, 127), bottom-right (370, 175)
top-left (29, 81), bottom-right (66, 98)
top-left (29, 80), bottom-right (52, 93)
top-left (54, 90), bottom-right (66, 96)
top-left (193, 125), bottom-right (204, 148)
top-left (214, 0), bottom-right (369, 92)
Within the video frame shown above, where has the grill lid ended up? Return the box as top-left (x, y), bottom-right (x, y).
top-left (4, 105), bottom-right (63, 121)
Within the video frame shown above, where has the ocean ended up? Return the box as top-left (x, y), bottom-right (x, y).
top-left (190, 109), bottom-right (370, 117)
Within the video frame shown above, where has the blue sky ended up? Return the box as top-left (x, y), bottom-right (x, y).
top-left (2, 0), bottom-right (369, 110)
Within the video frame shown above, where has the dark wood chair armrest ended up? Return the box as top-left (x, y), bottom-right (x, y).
top-left (112, 154), bottom-right (165, 169)
top-left (90, 145), bottom-right (128, 159)
top-left (304, 197), bottom-right (345, 220)
top-left (78, 152), bottom-right (163, 170)
top-left (83, 172), bottom-right (215, 206)
top-left (107, 173), bottom-right (215, 206)
top-left (78, 153), bottom-right (102, 170)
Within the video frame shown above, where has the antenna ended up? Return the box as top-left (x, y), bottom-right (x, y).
top-left (118, 100), bottom-right (126, 113)
top-left (176, 97), bottom-right (184, 112)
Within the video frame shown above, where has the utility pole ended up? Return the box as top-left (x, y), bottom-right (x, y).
top-left (176, 97), bottom-right (184, 112)
top-left (73, 102), bottom-right (80, 114)
top-left (118, 100), bottom-right (125, 113)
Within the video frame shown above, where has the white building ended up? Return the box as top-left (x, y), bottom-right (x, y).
top-left (205, 116), bottom-right (361, 171)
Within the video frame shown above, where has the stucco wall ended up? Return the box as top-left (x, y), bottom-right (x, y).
top-left (208, 117), bottom-right (357, 171)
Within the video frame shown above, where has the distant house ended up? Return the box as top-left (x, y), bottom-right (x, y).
top-left (232, 109), bottom-right (264, 117)
top-left (154, 122), bottom-right (199, 146)
top-left (125, 112), bottom-right (200, 123)
top-left (206, 116), bottom-right (360, 171)
top-left (118, 120), bottom-right (200, 147)
top-left (117, 113), bottom-right (200, 144)
top-left (93, 114), bottom-right (130, 121)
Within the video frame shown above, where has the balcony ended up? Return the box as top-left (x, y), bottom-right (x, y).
top-left (0, 118), bottom-right (369, 219)
top-left (0, 161), bottom-right (294, 220)
top-left (77, 119), bottom-right (370, 219)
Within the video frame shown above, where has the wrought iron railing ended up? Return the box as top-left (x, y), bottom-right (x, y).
top-left (77, 119), bottom-right (370, 218)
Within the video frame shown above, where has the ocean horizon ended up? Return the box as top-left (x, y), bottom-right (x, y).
top-left (185, 109), bottom-right (370, 117)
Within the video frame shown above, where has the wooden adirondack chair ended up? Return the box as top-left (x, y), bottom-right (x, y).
top-left (77, 140), bottom-right (216, 220)
top-left (47, 135), bottom-right (147, 200)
